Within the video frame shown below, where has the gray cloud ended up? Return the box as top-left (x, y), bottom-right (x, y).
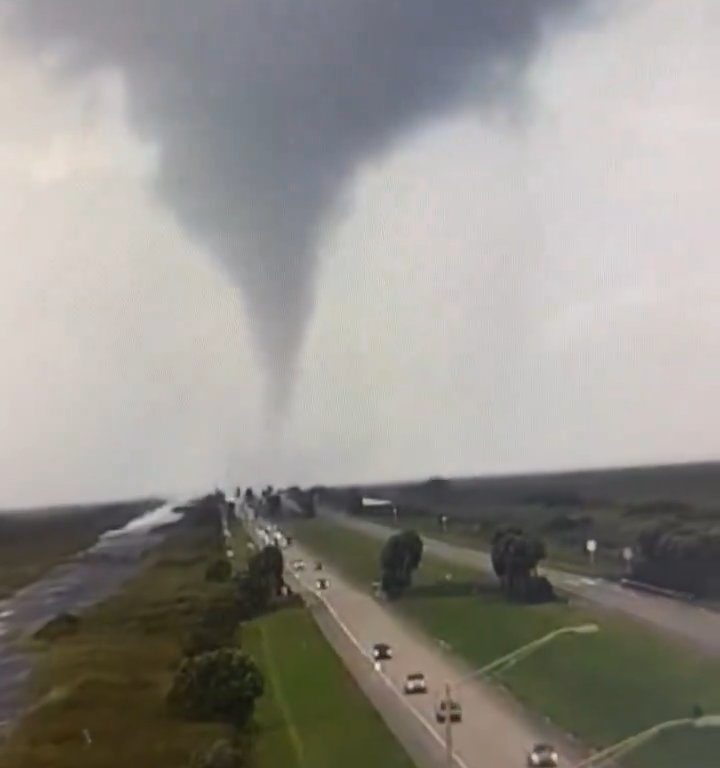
top-left (6, 0), bottom-right (586, 413)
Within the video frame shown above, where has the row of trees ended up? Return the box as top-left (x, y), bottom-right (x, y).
top-left (375, 525), bottom-right (555, 605)
top-left (166, 500), bottom-right (290, 768)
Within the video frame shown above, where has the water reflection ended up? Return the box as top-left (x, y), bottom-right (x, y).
top-left (0, 502), bottom-right (181, 733)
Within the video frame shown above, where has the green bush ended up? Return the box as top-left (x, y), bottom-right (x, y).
top-left (168, 647), bottom-right (263, 727)
top-left (33, 612), bottom-right (80, 641)
top-left (206, 558), bottom-right (232, 582)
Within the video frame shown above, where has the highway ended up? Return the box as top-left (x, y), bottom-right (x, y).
top-left (324, 511), bottom-right (720, 655)
top-left (257, 522), bottom-right (584, 768)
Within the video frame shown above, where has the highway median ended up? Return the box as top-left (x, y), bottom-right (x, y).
top-left (289, 516), bottom-right (720, 768)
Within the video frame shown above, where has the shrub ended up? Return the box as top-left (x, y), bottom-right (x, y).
top-left (206, 558), bottom-right (233, 582)
top-left (33, 612), bottom-right (80, 641)
top-left (168, 648), bottom-right (263, 727)
top-left (524, 576), bottom-right (556, 604)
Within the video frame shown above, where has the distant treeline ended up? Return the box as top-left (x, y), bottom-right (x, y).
top-left (361, 461), bottom-right (720, 510)
top-left (632, 523), bottom-right (720, 598)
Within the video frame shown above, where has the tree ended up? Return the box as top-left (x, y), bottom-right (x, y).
top-left (238, 545), bottom-right (284, 612)
top-left (266, 493), bottom-right (281, 517)
top-left (491, 526), bottom-right (522, 581)
top-left (206, 558), bottom-right (232, 582)
top-left (491, 526), bottom-right (549, 602)
top-left (250, 545), bottom-right (284, 595)
top-left (347, 490), bottom-right (364, 516)
top-left (168, 647), bottom-right (263, 727)
top-left (380, 530), bottom-right (423, 597)
top-left (236, 570), bottom-right (271, 616)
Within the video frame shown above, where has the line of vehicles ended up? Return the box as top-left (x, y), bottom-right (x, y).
top-left (371, 638), bottom-right (558, 764)
top-left (258, 519), bottom-right (559, 768)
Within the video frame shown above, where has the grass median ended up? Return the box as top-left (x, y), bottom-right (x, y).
top-left (290, 517), bottom-right (720, 768)
top-left (3, 515), bottom-right (417, 768)
top-left (244, 605), bottom-right (416, 768)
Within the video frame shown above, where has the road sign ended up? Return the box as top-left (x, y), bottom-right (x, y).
top-left (586, 539), bottom-right (597, 553)
top-left (622, 546), bottom-right (633, 561)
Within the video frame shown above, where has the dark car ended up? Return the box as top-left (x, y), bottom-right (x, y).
top-left (314, 561), bottom-right (323, 571)
top-left (372, 642), bottom-right (392, 660)
top-left (316, 577), bottom-right (329, 590)
top-left (435, 699), bottom-right (462, 723)
top-left (527, 744), bottom-right (558, 767)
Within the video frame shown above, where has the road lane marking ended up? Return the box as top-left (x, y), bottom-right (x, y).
top-left (287, 561), bottom-right (471, 768)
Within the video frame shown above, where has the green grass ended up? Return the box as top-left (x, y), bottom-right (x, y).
top-left (368, 511), bottom-right (626, 578)
top-left (244, 606), bottom-right (416, 768)
top-left (290, 518), bottom-right (720, 768)
top-left (1, 521), bottom-right (233, 768)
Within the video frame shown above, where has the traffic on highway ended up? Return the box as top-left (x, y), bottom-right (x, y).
top-left (247, 513), bottom-right (576, 768)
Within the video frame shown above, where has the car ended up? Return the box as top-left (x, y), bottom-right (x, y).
top-left (403, 672), bottom-right (427, 694)
top-left (292, 559), bottom-right (305, 571)
top-left (372, 642), bottom-right (393, 660)
top-left (316, 577), bottom-right (329, 590)
top-left (527, 744), bottom-right (559, 767)
top-left (314, 561), bottom-right (323, 571)
top-left (435, 699), bottom-right (462, 723)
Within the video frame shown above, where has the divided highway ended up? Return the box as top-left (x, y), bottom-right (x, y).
top-left (255, 523), bottom-right (584, 768)
top-left (324, 511), bottom-right (720, 655)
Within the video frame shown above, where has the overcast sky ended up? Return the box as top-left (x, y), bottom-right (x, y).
top-left (0, 0), bottom-right (718, 506)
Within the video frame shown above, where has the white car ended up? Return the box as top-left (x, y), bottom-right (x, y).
top-left (292, 559), bottom-right (305, 571)
top-left (527, 744), bottom-right (559, 767)
top-left (403, 672), bottom-right (427, 694)
top-left (316, 578), bottom-right (329, 590)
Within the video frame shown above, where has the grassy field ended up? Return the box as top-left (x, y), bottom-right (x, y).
top-left (1, 513), bottom-right (417, 768)
top-left (232, 521), bottom-right (415, 768)
top-left (244, 606), bottom-right (416, 768)
top-left (289, 517), bottom-right (720, 768)
top-left (347, 462), bottom-right (720, 580)
top-left (1, 519), bottom-right (233, 768)
top-left (359, 511), bottom-right (627, 578)
top-left (0, 500), bottom-right (160, 598)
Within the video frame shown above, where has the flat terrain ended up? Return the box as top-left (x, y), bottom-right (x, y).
top-left (351, 461), bottom-right (720, 578)
top-left (334, 512), bottom-right (720, 654)
top-left (245, 605), bottom-right (416, 768)
top-left (1, 509), bottom-right (418, 768)
top-left (289, 516), bottom-right (720, 768)
top-left (283, 531), bottom-right (582, 768)
top-left (1, 519), bottom-right (234, 767)
top-left (0, 500), bottom-right (161, 598)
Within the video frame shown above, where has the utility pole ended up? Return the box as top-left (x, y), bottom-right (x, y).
top-left (444, 682), bottom-right (453, 768)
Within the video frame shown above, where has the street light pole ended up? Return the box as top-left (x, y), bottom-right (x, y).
top-left (441, 624), bottom-right (598, 767)
top-left (572, 714), bottom-right (720, 767)
top-left (576, 715), bottom-right (720, 766)
top-left (444, 682), bottom-right (453, 768)
top-left (457, 623), bottom-right (599, 685)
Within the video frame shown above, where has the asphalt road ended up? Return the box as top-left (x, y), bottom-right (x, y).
top-left (325, 511), bottom-right (720, 655)
top-left (270, 529), bottom-right (584, 768)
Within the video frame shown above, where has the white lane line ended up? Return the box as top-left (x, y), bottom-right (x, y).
top-left (288, 565), bottom-right (470, 768)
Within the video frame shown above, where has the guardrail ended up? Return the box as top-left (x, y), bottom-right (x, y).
top-left (620, 578), bottom-right (695, 602)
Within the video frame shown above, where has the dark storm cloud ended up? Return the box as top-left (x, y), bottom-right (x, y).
top-left (6, 0), bottom-right (584, 413)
